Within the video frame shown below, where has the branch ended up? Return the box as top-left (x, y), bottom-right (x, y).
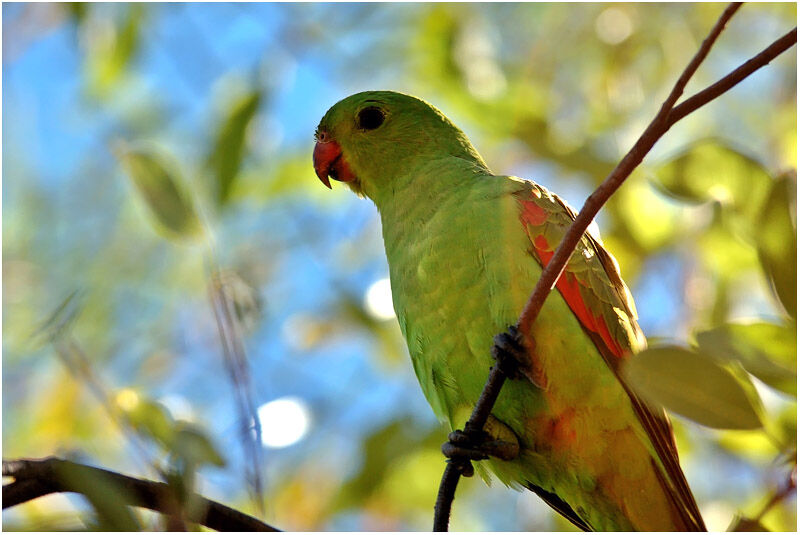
top-left (667, 27), bottom-right (798, 127)
top-left (433, 4), bottom-right (797, 531)
top-left (729, 463), bottom-right (796, 531)
top-left (517, 0), bottom-right (744, 337)
top-left (753, 464), bottom-right (797, 523)
top-left (2, 457), bottom-right (279, 532)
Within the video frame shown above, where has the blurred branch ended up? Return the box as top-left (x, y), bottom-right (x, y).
top-left (512, 116), bottom-right (617, 180)
top-left (208, 269), bottom-right (267, 517)
top-left (38, 290), bottom-right (156, 476)
top-left (729, 463), bottom-right (797, 531)
top-left (753, 464), bottom-right (797, 523)
top-left (2, 457), bottom-right (279, 532)
top-left (434, 3), bottom-right (799, 531)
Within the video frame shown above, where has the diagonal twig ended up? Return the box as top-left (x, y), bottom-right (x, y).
top-left (432, 3), bottom-right (797, 531)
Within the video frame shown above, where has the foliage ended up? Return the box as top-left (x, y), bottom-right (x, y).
top-left (2, 3), bottom-right (796, 531)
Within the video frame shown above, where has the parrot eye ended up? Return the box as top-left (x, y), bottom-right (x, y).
top-left (357, 107), bottom-right (385, 130)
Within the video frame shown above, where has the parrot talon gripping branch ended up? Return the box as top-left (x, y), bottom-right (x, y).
top-left (442, 429), bottom-right (520, 464)
top-left (491, 325), bottom-right (531, 382)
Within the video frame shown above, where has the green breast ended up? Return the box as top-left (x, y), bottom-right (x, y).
top-left (374, 163), bottom-right (680, 530)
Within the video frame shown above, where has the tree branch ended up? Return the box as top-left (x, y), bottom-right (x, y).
top-left (753, 464), bottom-right (797, 523)
top-left (432, 3), bottom-right (797, 531)
top-left (516, 1), bottom-right (744, 338)
top-left (2, 457), bottom-right (279, 532)
top-left (667, 27), bottom-right (798, 127)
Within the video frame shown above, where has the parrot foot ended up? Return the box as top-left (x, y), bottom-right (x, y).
top-left (492, 325), bottom-right (548, 389)
top-left (492, 325), bottom-right (529, 381)
top-left (441, 427), bottom-right (520, 476)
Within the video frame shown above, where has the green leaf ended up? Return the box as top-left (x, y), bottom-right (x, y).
top-left (696, 322), bottom-right (797, 396)
top-left (117, 143), bottom-right (204, 240)
top-left (56, 462), bottom-right (141, 531)
top-left (86, 4), bottom-right (144, 96)
top-left (756, 173), bottom-right (797, 318)
top-left (623, 346), bottom-right (764, 429)
top-left (728, 515), bottom-right (769, 532)
top-left (119, 394), bottom-right (176, 447)
top-left (332, 419), bottom-right (444, 512)
top-left (652, 140), bottom-right (773, 226)
top-left (697, 204), bottom-right (761, 280)
top-left (66, 3), bottom-right (89, 24)
top-left (207, 90), bottom-right (262, 206)
top-left (171, 423), bottom-right (226, 468)
top-left (608, 175), bottom-right (686, 252)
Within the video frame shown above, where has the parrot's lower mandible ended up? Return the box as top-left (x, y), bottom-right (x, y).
top-left (313, 91), bottom-right (705, 531)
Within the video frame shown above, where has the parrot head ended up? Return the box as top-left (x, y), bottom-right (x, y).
top-left (313, 91), bottom-right (487, 198)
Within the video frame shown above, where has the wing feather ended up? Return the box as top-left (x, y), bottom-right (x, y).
top-left (513, 179), bottom-right (706, 531)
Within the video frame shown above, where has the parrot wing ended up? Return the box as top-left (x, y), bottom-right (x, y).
top-left (512, 179), bottom-right (706, 531)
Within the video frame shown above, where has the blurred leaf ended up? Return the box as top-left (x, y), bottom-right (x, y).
top-left (696, 322), bottom-right (796, 396)
top-left (56, 461), bottom-right (141, 531)
top-left (697, 203), bottom-right (760, 280)
top-left (652, 141), bottom-right (773, 227)
top-left (66, 2), bottom-right (88, 24)
top-left (609, 174), bottom-right (686, 252)
top-left (116, 391), bottom-right (225, 468)
top-left (171, 423), bottom-right (226, 468)
top-left (623, 346), bottom-right (763, 429)
top-left (756, 173), bottom-right (797, 318)
top-left (729, 515), bottom-right (769, 531)
top-left (333, 419), bottom-right (443, 512)
top-left (775, 404), bottom-right (797, 451)
top-left (715, 429), bottom-right (780, 462)
top-left (117, 144), bottom-right (204, 241)
top-left (34, 371), bottom-right (94, 447)
top-left (118, 392), bottom-right (176, 447)
top-left (86, 4), bottom-right (143, 96)
top-left (207, 90), bottom-right (262, 207)
top-left (414, 6), bottom-right (462, 91)
top-left (379, 448), bottom-right (444, 510)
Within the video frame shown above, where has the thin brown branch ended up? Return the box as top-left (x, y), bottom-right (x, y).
top-left (668, 27), bottom-right (797, 127)
top-left (2, 457), bottom-right (279, 532)
top-left (516, 1), bottom-right (743, 337)
top-left (753, 464), bottom-right (797, 522)
top-left (656, 2), bottom-right (742, 117)
top-left (433, 3), bottom-right (797, 531)
top-left (433, 368), bottom-right (507, 531)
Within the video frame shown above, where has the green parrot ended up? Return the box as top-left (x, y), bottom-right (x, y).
top-left (313, 91), bottom-right (705, 531)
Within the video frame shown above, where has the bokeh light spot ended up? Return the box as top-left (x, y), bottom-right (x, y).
top-left (257, 396), bottom-right (311, 449)
top-left (364, 278), bottom-right (395, 321)
top-left (595, 7), bottom-right (633, 45)
top-left (115, 388), bottom-right (140, 412)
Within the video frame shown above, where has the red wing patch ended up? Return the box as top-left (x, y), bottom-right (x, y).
top-left (520, 200), bottom-right (626, 360)
top-left (517, 186), bottom-right (705, 530)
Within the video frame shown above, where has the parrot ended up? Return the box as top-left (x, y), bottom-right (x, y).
top-left (312, 90), bottom-right (706, 531)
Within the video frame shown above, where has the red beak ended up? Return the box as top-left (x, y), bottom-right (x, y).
top-left (313, 139), bottom-right (340, 189)
top-left (313, 133), bottom-right (357, 188)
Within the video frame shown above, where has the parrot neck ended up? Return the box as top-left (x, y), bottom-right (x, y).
top-left (367, 156), bottom-right (490, 224)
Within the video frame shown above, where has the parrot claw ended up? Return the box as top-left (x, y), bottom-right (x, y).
top-left (492, 325), bottom-right (530, 381)
top-left (442, 429), bottom-right (520, 471)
